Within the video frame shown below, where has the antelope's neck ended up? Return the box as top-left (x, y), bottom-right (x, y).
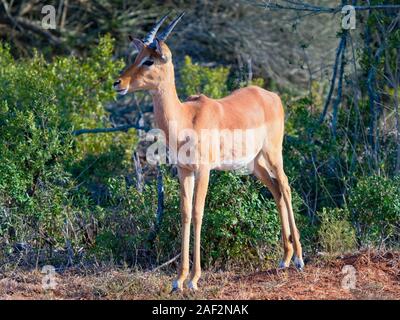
top-left (150, 70), bottom-right (183, 139)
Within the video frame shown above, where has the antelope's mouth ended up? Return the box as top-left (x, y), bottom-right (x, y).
top-left (116, 88), bottom-right (129, 95)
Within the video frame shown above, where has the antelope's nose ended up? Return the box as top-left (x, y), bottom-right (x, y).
top-left (113, 79), bottom-right (121, 88)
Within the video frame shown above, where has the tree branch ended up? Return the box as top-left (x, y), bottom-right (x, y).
top-left (319, 34), bottom-right (346, 124)
top-left (72, 124), bottom-right (147, 136)
top-left (0, 8), bottom-right (63, 46)
top-left (255, 1), bottom-right (400, 14)
top-left (331, 33), bottom-right (347, 137)
top-left (150, 254), bottom-right (180, 272)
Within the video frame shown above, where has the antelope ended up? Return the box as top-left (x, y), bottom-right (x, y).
top-left (113, 13), bottom-right (304, 292)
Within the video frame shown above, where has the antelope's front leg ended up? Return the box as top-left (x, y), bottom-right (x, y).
top-left (172, 167), bottom-right (195, 292)
top-left (188, 167), bottom-right (210, 291)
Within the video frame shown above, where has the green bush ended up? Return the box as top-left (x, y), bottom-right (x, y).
top-left (89, 176), bottom-right (156, 264)
top-left (179, 56), bottom-right (230, 99)
top-left (317, 207), bottom-right (356, 255)
top-left (201, 172), bottom-right (283, 266)
top-left (349, 175), bottom-right (400, 246)
top-left (97, 170), bottom-right (294, 267)
top-left (0, 42), bottom-right (72, 247)
top-left (0, 36), bottom-right (133, 254)
top-left (294, 211), bottom-right (318, 254)
top-left (158, 171), bottom-right (285, 267)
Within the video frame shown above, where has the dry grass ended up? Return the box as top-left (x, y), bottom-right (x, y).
top-left (0, 250), bottom-right (399, 300)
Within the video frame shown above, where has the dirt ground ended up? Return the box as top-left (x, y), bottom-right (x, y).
top-left (1, 250), bottom-right (399, 300)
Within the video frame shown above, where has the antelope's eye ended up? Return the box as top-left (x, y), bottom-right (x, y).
top-left (143, 60), bottom-right (154, 67)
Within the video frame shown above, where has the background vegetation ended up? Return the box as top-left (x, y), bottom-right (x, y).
top-left (0, 0), bottom-right (399, 272)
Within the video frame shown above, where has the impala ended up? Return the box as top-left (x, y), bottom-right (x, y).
top-left (113, 13), bottom-right (304, 291)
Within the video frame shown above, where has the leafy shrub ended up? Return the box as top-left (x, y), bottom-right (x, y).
top-left (97, 170), bottom-right (294, 267)
top-left (0, 43), bottom-right (72, 247)
top-left (201, 172), bottom-right (283, 266)
top-left (0, 36), bottom-right (132, 254)
top-left (158, 171), bottom-right (283, 266)
top-left (349, 175), bottom-right (400, 246)
top-left (294, 211), bottom-right (318, 254)
top-left (317, 207), bottom-right (356, 255)
top-left (283, 97), bottom-right (341, 210)
top-left (179, 56), bottom-right (230, 99)
top-left (89, 176), bottom-right (157, 264)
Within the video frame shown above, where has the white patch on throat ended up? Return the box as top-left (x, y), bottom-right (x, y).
top-left (117, 85), bottom-right (129, 96)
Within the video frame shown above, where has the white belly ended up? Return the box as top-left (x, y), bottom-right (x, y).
top-left (212, 154), bottom-right (257, 172)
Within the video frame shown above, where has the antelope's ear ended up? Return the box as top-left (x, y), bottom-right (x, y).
top-left (129, 37), bottom-right (144, 52)
top-left (154, 38), bottom-right (167, 62)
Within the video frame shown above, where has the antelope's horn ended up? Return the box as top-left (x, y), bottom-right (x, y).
top-left (156, 12), bottom-right (185, 42)
top-left (142, 14), bottom-right (169, 45)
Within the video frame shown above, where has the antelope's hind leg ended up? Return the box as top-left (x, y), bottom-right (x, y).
top-left (263, 150), bottom-right (304, 270)
top-left (253, 155), bottom-right (294, 268)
